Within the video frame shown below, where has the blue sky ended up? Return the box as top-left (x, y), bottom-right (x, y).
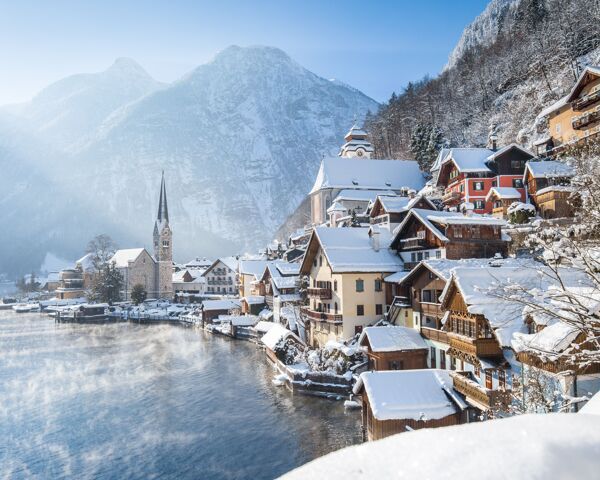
top-left (0, 0), bottom-right (488, 104)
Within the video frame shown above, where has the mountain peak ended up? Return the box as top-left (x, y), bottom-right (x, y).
top-left (212, 45), bottom-right (293, 65)
top-left (106, 57), bottom-right (154, 79)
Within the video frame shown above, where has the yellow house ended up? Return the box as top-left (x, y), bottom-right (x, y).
top-left (299, 226), bottom-right (403, 347)
top-left (536, 66), bottom-right (600, 155)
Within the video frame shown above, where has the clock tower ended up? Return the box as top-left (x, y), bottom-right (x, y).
top-left (153, 172), bottom-right (173, 299)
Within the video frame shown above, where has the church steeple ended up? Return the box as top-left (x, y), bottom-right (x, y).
top-left (339, 123), bottom-right (374, 158)
top-left (157, 171), bottom-right (169, 224)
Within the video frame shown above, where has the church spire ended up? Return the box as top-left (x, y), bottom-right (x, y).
top-left (157, 171), bottom-right (169, 224)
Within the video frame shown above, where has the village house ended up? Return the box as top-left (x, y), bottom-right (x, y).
top-left (172, 269), bottom-right (206, 301)
top-left (55, 268), bottom-right (85, 300)
top-left (201, 299), bottom-right (241, 324)
top-left (523, 160), bottom-right (577, 219)
top-left (202, 256), bottom-right (239, 295)
top-left (535, 66), bottom-right (600, 156)
top-left (359, 326), bottom-right (428, 371)
top-left (110, 173), bottom-right (174, 300)
top-left (353, 369), bottom-right (469, 441)
top-left (368, 193), bottom-right (437, 231)
top-left (310, 124), bottom-right (425, 225)
top-left (257, 261), bottom-right (301, 321)
top-left (390, 208), bottom-right (509, 270)
top-left (435, 143), bottom-right (535, 214)
top-left (238, 259), bottom-right (269, 298)
top-left (299, 226), bottom-right (403, 347)
top-left (485, 187), bottom-right (522, 219)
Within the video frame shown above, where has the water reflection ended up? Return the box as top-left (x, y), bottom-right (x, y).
top-left (0, 313), bottom-right (360, 479)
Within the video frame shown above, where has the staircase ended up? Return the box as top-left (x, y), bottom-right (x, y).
top-left (385, 296), bottom-right (409, 325)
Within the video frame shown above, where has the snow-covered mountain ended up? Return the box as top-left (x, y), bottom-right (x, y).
top-left (1, 46), bottom-right (378, 274)
top-left (3, 58), bottom-right (164, 152)
top-left (445, 0), bottom-right (519, 70)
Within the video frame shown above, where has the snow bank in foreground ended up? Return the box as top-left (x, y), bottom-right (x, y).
top-left (279, 414), bottom-right (600, 479)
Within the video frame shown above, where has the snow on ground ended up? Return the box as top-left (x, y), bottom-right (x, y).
top-left (280, 413), bottom-right (600, 479)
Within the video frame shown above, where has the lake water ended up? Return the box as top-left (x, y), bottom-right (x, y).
top-left (0, 312), bottom-right (361, 479)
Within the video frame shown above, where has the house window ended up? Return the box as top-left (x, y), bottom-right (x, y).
top-left (319, 256), bottom-right (322, 266)
top-left (472, 226), bottom-right (481, 239)
top-left (162, 240), bottom-right (169, 247)
top-left (313, 258), bottom-right (317, 267)
top-left (453, 226), bottom-right (463, 238)
top-left (417, 252), bottom-right (423, 261)
top-left (473, 200), bottom-right (485, 210)
top-left (436, 250), bottom-right (442, 259)
top-left (334, 302), bottom-right (338, 314)
top-left (485, 371), bottom-right (493, 389)
top-left (388, 360), bottom-right (403, 370)
top-left (511, 160), bottom-right (525, 169)
top-left (356, 279), bottom-right (364, 292)
top-left (474, 364), bottom-right (481, 378)
top-left (499, 370), bottom-right (506, 390)
top-left (422, 290), bottom-right (433, 303)
top-left (473, 181), bottom-right (484, 191)
top-left (513, 178), bottom-right (524, 188)
top-left (491, 180), bottom-right (497, 187)
top-left (459, 184), bottom-right (464, 192)
top-left (374, 279), bottom-right (382, 292)
top-left (333, 280), bottom-right (337, 292)
top-left (430, 347), bottom-right (436, 367)
top-left (440, 351), bottom-right (446, 369)
top-left (375, 304), bottom-right (383, 315)
top-left (417, 230), bottom-right (425, 239)
top-left (411, 253), bottom-right (417, 262)
top-left (355, 325), bottom-right (363, 335)
top-left (357, 305), bottom-right (365, 316)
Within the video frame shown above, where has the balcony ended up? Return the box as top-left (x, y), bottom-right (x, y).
top-left (372, 214), bottom-right (390, 225)
top-left (420, 327), bottom-right (449, 344)
top-left (442, 190), bottom-right (462, 205)
top-left (451, 372), bottom-right (511, 411)
top-left (448, 332), bottom-right (503, 358)
top-left (572, 109), bottom-right (600, 130)
top-left (307, 287), bottom-right (332, 299)
top-left (398, 237), bottom-right (428, 250)
top-left (573, 90), bottom-right (600, 110)
top-left (300, 306), bottom-right (342, 324)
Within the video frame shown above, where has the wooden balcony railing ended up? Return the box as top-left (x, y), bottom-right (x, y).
top-left (572, 109), bottom-right (600, 130)
top-left (307, 287), bottom-right (332, 300)
top-left (398, 237), bottom-right (428, 250)
top-left (442, 190), bottom-right (462, 205)
top-left (300, 306), bottom-right (342, 324)
top-left (573, 90), bottom-right (600, 111)
top-left (448, 332), bottom-right (503, 358)
top-left (451, 372), bottom-right (511, 410)
top-left (420, 327), bottom-right (449, 344)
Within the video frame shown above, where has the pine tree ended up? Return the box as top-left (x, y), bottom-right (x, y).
top-left (410, 122), bottom-right (446, 174)
top-left (89, 262), bottom-right (123, 305)
top-left (130, 283), bottom-right (147, 306)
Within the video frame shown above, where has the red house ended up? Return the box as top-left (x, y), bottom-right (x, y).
top-left (436, 145), bottom-right (535, 214)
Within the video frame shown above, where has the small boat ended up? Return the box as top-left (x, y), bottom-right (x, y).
top-left (12, 303), bottom-right (39, 313)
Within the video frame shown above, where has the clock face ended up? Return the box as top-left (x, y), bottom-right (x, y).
top-left (357, 149), bottom-right (364, 157)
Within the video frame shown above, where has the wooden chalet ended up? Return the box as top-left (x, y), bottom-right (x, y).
top-left (201, 299), bottom-right (241, 324)
top-left (485, 187), bottom-right (522, 219)
top-left (523, 160), bottom-right (577, 219)
top-left (354, 370), bottom-right (469, 441)
top-left (369, 194), bottom-right (436, 229)
top-left (359, 326), bottom-right (428, 371)
top-left (390, 209), bottom-right (509, 270)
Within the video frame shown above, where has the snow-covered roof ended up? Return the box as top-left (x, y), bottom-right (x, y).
top-left (218, 314), bottom-right (259, 326)
top-left (172, 270), bottom-right (193, 283)
top-left (185, 257), bottom-right (212, 268)
top-left (261, 323), bottom-right (294, 350)
top-left (535, 185), bottom-right (575, 196)
top-left (275, 263), bottom-right (301, 276)
top-left (76, 253), bottom-right (95, 272)
top-left (272, 276), bottom-right (298, 289)
top-left (254, 320), bottom-right (276, 333)
top-left (524, 160), bottom-right (575, 179)
top-left (280, 414), bottom-right (600, 480)
top-left (309, 226), bottom-right (403, 273)
top-left (219, 256), bottom-right (239, 272)
top-left (373, 195), bottom-right (434, 214)
top-left (202, 299), bottom-right (240, 311)
top-left (243, 295), bottom-right (265, 305)
top-left (383, 270), bottom-right (411, 284)
top-left (512, 322), bottom-right (580, 358)
top-left (486, 143), bottom-right (535, 162)
top-left (431, 147), bottom-right (451, 172)
top-left (441, 148), bottom-right (494, 174)
top-left (359, 326), bottom-right (427, 352)
top-left (442, 264), bottom-right (590, 347)
top-left (536, 95), bottom-right (569, 119)
top-left (110, 248), bottom-right (148, 268)
top-left (334, 189), bottom-right (396, 202)
top-left (565, 65), bottom-right (600, 102)
top-left (239, 259), bottom-right (269, 279)
top-left (353, 369), bottom-right (465, 421)
top-left (327, 201), bottom-right (346, 213)
top-left (485, 187), bottom-right (522, 201)
top-left (310, 157), bottom-right (425, 194)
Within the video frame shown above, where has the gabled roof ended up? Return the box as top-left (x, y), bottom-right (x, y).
top-left (359, 326), bottom-right (428, 352)
top-left (275, 263), bottom-right (301, 276)
top-left (353, 369), bottom-right (467, 421)
top-left (370, 194), bottom-right (436, 217)
top-left (485, 143), bottom-right (535, 162)
top-left (431, 147), bottom-right (451, 172)
top-left (565, 65), bottom-right (600, 102)
top-left (202, 256), bottom-right (239, 276)
top-left (239, 259), bottom-right (269, 279)
top-left (441, 148), bottom-right (494, 173)
top-left (300, 226), bottom-right (403, 274)
top-left (485, 187), bottom-right (522, 201)
top-left (76, 253), bottom-right (95, 272)
top-left (524, 160), bottom-right (575, 180)
top-left (310, 157), bottom-right (425, 194)
top-left (334, 189), bottom-right (396, 202)
top-left (390, 209), bottom-right (506, 249)
top-left (202, 299), bottom-right (240, 311)
top-left (110, 248), bottom-right (150, 268)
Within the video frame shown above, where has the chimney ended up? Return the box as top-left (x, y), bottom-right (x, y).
top-left (371, 226), bottom-right (380, 252)
top-left (407, 189), bottom-right (417, 199)
top-left (488, 123), bottom-right (498, 151)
